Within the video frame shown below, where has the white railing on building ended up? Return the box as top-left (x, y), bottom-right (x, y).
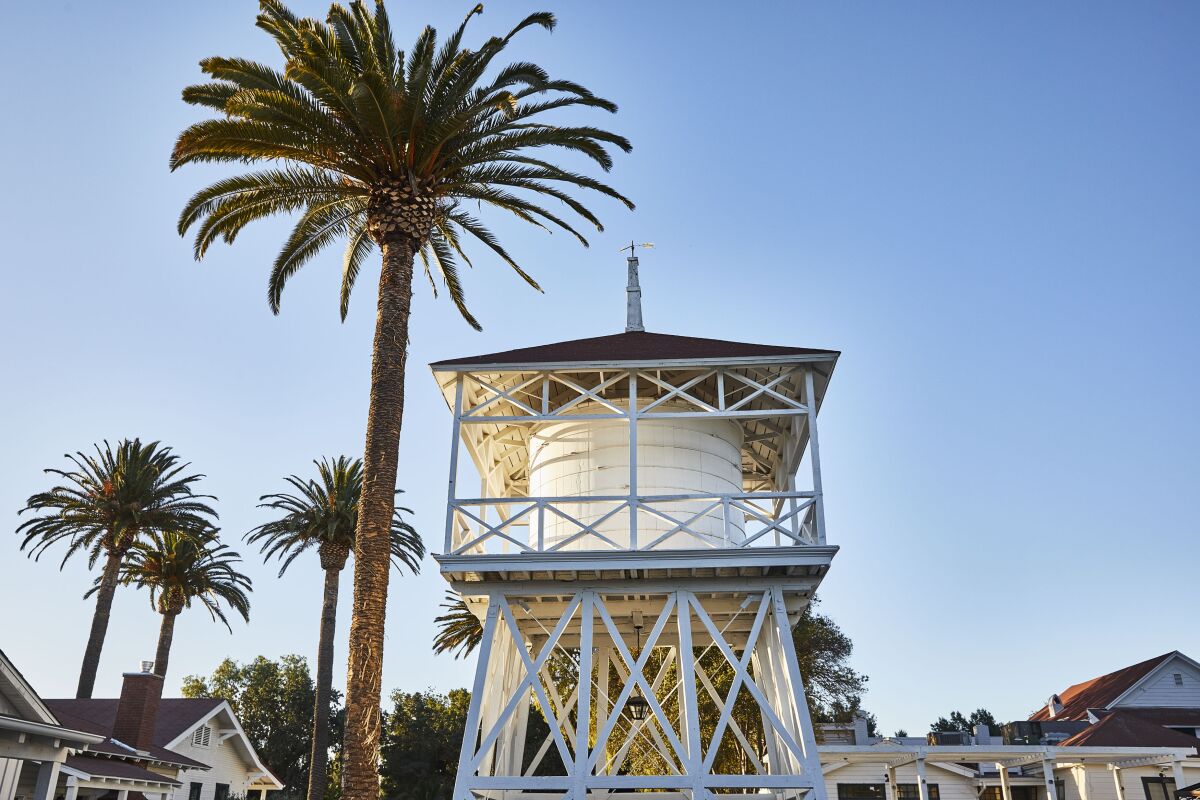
top-left (445, 491), bottom-right (823, 555)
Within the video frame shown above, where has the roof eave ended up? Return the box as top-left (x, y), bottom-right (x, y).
top-left (430, 351), bottom-right (839, 374)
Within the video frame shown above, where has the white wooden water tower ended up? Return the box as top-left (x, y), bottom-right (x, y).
top-left (432, 252), bottom-right (839, 800)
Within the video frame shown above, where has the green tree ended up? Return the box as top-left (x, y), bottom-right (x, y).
top-left (172, 4), bottom-right (631, 793)
top-left (183, 655), bottom-right (334, 798)
top-left (18, 439), bottom-right (217, 698)
top-left (380, 689), bottom-right (470, 800)
top-left (930, 708), bottom-right (999, 735)
top-left (247, 456), bottom-right (422, 800)
top-left (97, 529), bottom-right (251, 681)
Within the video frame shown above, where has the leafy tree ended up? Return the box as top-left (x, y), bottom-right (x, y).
top-left (930, 708), bottom-right (999, 734)
top-left (183, 655), bottom-right (337, 798)
top-left (172, 3), bottom-right (631, 793)
top-left (18, 439), bottom-right (217, 698)
top-left (794, 597), bottom-right (870, 725)
top-left (380, 689), bottom-right (470, 800)
top-left (894, 729), bottom-right (909, 738)
top-left (247, 457), bottom-right (422, 800)
top-left (97, 529), bottom-right (251, 680)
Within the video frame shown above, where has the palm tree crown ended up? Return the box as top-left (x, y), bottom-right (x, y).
top-left (115, 530), bottom-right (252, 627)
top-left (17, 438), bottom-right (217, 697)
top-left (432, 591), bottom-right (483, 659)
top-left (18, 439), bottom-right (217, 567)
top-left (247, 456), bottom-right (423, 574)
top-left (173, 0), bottom-right (633, 326)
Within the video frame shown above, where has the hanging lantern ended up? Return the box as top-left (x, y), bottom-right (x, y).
top-left (626, 689), bottom-right (650, 722)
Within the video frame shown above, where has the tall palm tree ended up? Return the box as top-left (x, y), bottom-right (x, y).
top-left (172, 3), bottom-right (630, 793)
top-left (17, 439), bottom-right (217, 698)
top-left (432, 591), bottom-right (483, 659)
top-left (247, 456), bottom-right (423, 800)
top-left (98, 529), bottom-right (252, 681)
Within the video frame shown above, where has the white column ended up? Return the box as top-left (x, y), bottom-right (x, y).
top-left (1075, 766), bottom-right (1090, 800)
top-left (116, 791), bottom-right (129, 800)
top-left (1110, 767), bottom-right (1126, 800)
top-left (1171, 759), bottom-right (1186, 790)
top-left (915, 755), bottom-right (930, 800)
top-left (1043, 759), bottom-right (1059, 800)
top-left (32, 760), bottom-right (61, 800)
top-left (62, 777), bottom-right (78, 800)
top-left (997, 763), bottom-right (1012, 800)
top-left (258, 791), bottom-right (268, 800)
top-left (885, 765), bottom-right (899, 800)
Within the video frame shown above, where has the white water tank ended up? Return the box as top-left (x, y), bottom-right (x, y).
top-left (528, 402), bottom-right (745, 550)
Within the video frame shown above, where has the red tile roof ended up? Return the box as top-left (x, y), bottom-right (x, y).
top-left (1029, 653), bottom-right (1174, 721)
top-left (430, 331), bottom-right (839, 369)
top-left (1057, 710), bottom-right (1200, 750)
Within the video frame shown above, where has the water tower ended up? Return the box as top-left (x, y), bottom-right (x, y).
top-left (432, 250), bottom-right (839, 800)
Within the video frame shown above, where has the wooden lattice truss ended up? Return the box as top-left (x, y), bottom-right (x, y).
top-left (453, 585), bottom-right (828, 800)
top-left (435, 362), bottom-right (832, 500)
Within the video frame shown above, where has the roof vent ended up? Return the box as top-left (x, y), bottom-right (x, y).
top-left (1047, 693), bottom-right (1064, 718)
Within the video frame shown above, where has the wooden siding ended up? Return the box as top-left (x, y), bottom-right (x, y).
top-left (1116, 658), bottom-right (1200, 709)
top-left (168, 720), bottom-right (273, 800)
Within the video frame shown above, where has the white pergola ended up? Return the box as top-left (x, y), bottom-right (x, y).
top-left (818, 745), bottom-right (1197, 800)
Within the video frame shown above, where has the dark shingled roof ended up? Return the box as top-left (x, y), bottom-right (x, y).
top-left (1057, 710), bottom-right (1200, 750)
top-left (65, 755), bottom-right (182, 785)
top-left (46, 698), bottom-right (220, 769)
top-left (430, 331), bottom-right (839, 369)
top-left (1029, 653), bottom-right (1174, 722)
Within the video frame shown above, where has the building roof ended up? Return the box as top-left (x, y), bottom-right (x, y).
top-left (65, 754), bottom-right (182, 785)
top-left (1057, 710), bottom-right (1200, 750)
top-left (46, 698), bottom-right (220, 769)
top-left (1030, 653), bottom-right (1175, 721)
top-left (430, 330), bottom-right (839, 370)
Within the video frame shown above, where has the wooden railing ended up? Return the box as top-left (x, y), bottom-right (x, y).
top-left (444, 491), bottom-right (823, 556)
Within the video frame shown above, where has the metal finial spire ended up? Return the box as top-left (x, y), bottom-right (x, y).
top-left (619, 241), bottom-right (653, 333)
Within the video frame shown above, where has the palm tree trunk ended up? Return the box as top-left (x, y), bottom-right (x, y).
top-left (154, 611), bottom-right (179, 679)
top-left (343, 236), bottom-right (415, 800)
top-left (77, 551), bottom-right (123, 698)
top-left (307, 566), bottom-right (341, 800)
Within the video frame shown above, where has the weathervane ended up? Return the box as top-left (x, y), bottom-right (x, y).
top-left (620, 240), bottom-right (653, 333)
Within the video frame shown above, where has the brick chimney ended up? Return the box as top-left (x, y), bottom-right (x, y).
top-left (112, 661), bottom-right (163, 750)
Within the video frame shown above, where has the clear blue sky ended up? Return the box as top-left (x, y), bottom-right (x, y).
top-left (1, 1), bottom-right (1197, 736)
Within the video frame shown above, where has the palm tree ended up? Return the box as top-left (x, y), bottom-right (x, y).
top-left (172, 4), bottom-right (630, 793)
top-left (99, 529), bottom-right (252, 681)
top-left (432, 591), bottom-right (483, 659)
top-left (247, 456), bottom-right (423, 800)
top-left (17, 439), bottom-right (217, 698)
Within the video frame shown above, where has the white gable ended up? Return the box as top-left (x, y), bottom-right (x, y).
top-left (1112, 652), bottom-right (1200, 709)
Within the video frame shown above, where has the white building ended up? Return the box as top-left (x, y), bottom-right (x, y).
top-left (0, 653), bottom-right (282, 800)
top-left (815, 652), bottom-right (1200, 800)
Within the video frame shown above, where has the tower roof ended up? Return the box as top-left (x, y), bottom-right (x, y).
top-left (430, 330), bottom-right (838, 371)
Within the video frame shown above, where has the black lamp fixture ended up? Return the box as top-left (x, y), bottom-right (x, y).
top-left (626, 615), bottom-right (650, 722)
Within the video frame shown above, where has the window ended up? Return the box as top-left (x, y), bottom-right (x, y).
top-left (191, 726), bottom-right (212, 748)
top-left (188, 783), bottom-right (202, 800)
top-left (1174, 673), bottom-right (1184, 686)
top-left (899, 785), bottom-right (940, 800)
top-left (1141, 777), bottom-right (1176, 800)
top-left (214, 784), bottom-right (230, 800)
top-left (981, 788), bottom-right (1038, 800)
top-left (838, 785), bottom-right (884, 800)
